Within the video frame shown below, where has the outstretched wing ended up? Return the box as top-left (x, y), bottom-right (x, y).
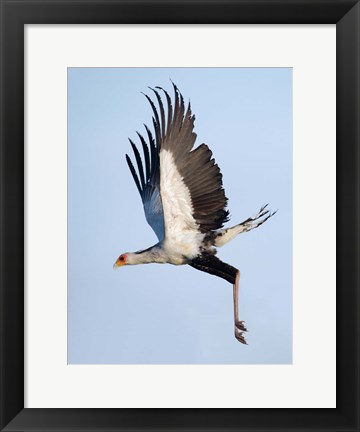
top-left (126, 83), bottom-right (229, 250)
top-left (152, 84), bottom-right (229, 243)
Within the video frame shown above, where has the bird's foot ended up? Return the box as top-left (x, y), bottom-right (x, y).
top-left (235, 320), bottom-right (247, 332)
top-left (235, 321), bottom-right (248, 344)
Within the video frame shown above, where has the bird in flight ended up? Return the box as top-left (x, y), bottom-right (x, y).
top-left (114, 83), bottom-right (275, 344)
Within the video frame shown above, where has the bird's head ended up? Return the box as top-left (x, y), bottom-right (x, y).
top-left (113, 250), bottom-right (153, 268)
top-left (113, 253), bottom-right (128, 269)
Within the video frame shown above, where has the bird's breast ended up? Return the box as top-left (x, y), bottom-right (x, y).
top-left (161, 232), bottom-right (205, 265)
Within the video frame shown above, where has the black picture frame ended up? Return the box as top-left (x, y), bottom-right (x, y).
top-left (1, 1), bottom-right (359, 431)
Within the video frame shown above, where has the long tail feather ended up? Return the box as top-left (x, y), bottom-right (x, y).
top-left (215, 205), bottom-right (277, 247)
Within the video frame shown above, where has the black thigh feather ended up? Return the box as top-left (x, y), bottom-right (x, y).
top-left (189, 254), bottom-right (238, 284)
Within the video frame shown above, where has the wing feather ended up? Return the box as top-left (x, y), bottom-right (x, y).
top-left (126, 127), bottom-right (164, 241)
top-left (156, 87), bottom-right (173, 137)
top-left (149, 87), bottom-right (166, 139)
top-left (137, 132), bottom-right (151, 180)
top-left (125, 154), bottom-right (142, 195)
top-left (129, 139), bottom-right (145, 189)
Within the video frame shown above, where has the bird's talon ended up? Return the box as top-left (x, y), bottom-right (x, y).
top-left (235, 329), bottom-right (248, 344)
top-left (235, 320), bottom-right (247, 332)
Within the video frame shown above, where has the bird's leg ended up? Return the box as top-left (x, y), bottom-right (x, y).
top-left (233, 270), bottom-right (248, 344)
top-left (189, 255), bottom-right (247, 344)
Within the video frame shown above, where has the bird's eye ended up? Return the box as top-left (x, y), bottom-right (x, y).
top-left (120, 256), bottom-right (124, 261)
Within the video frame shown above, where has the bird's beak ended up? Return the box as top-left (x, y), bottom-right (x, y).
top-left (113, 258), bottom-right (124, 270)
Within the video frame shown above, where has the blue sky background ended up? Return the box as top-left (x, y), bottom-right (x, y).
top-left (68, 68), bottom-right (292, 364)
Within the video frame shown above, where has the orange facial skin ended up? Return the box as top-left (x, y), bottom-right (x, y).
top-left (114, 254), bottom-right (127, 269)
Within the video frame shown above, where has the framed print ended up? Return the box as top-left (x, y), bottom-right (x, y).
top-left (0, 1), bottom-right (359, 431)
top-left (25, 26), bottom-right (333, 410)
